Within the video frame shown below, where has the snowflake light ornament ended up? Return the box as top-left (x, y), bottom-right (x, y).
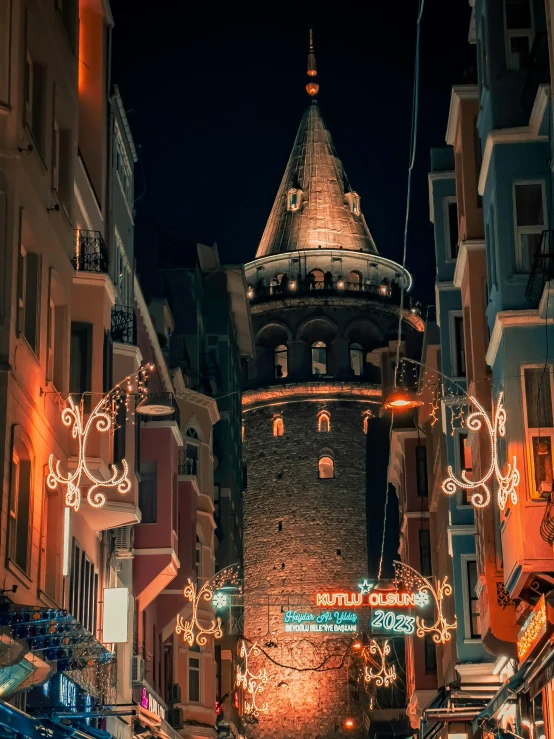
top-left (212, 591), bottom-right (228, 610)
top-left (414, 590), bottom-right (430, 608)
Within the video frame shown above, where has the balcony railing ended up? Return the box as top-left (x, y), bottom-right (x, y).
top-left (178, 448), bottom-right (197, 476)
top-left (526, 231), bottom-right (554, 308)
top-left (72, 230), bottom-right (108, 273)
top-left (111, 304), bottom-right (137, 345)
top-left (248, 278), bottom-right (403, 306)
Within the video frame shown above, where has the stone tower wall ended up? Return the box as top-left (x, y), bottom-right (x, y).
top-left (242, 398), bottom-right (376, 739)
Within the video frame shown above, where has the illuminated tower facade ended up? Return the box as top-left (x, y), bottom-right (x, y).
top-left (241, 37), bottom-right (423, 739)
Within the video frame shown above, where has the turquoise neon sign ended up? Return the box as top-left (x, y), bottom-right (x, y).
top-left (370, 609), bottom-right (415, 635)
top-left (283, 610), bottom-right (358, 633)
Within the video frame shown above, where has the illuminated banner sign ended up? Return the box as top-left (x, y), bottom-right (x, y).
top-left (370, 609), bottom-right (415, 635)
top-left (283, 611), bottom-right (358, 633)
top-left (315, 592), bottom-right (418, 608)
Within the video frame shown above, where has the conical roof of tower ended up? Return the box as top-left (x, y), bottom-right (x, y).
top-left (255, 101), bottom-right (378, 258)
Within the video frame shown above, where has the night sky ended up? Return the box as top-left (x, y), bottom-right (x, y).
top-left (110, 0), bottom-right (475, 307)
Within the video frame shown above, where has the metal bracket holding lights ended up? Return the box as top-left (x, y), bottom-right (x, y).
top-left (393, 561), bottom-right (457, 645)
top-left (363, 640), bottom-right (396, 687)
top-left (441, 392), bottom-right (519, 511)
top-left (175, 564), bottom-right (240, 647)
top-left (236, 640), bottom-right (271, 717)
top-left (47, 366), bottom-right (153, 511)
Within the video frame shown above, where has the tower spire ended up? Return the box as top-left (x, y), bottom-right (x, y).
top-left (306, 28), bottom-right (319, 98)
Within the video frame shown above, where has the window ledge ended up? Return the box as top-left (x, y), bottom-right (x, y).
top-left (6, 558), bottom-right (33, 588)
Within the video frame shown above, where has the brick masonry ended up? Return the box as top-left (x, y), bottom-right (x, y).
top-left (242, 398), bottom-right (377, 739)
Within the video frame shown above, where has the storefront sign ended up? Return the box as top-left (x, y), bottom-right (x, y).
top-left (138, 687), bottom-right (166, 720)
top-left (283, 611), bottom-right (358, 633)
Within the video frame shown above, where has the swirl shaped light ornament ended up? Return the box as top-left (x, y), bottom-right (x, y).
top-left (441, 392), bottom-right (519, 510)
top-left (175, 565), bottom-right (240, 647)
top-left (236, 640), bottom-right (270, 717)
top-left (363, 640), bottom-right (396, 688)
top-left (393, 561), bottom-right (456, 645)
top-left (47, 366), bottom-right (152, 511)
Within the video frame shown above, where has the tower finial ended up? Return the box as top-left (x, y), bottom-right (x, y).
top-left (306, 28), bottom-right (319, 98)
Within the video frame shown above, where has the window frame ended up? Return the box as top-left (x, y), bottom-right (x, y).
top-left (449, 311), bottom-right (466, 379)
top-left (286, 188), bottom-right (301, 212)
top-left (188, 650), bottom-right (201, 703)
top-left (8, 432), bottom-right (33, 575)
top-left (503, 0), bottom-right (534, 71)
top-left (520, 364), bottom-right (554, 499)
top-left (138, 461), bottom-right (158, 524)
top-left (418, 528), bottom-right (432, 577)
top-left (317, 410), bottom-right (331, 433)
top-left (455, 430), bottom-right (473, 507)
top-left (513, 179), bottom-right (547, 274)
top-left (272, 415), bottom-right (284, 437)
top-left (311, 341), bottom-right (327, 376)
top-left (444, 196), bottom-right (459, 261)
top-left (349, 342), bottom-right (364, 377)
top-left (461, 555), bottom-right (481, 640)
top-left (415, 444), bottom-right (428, 497)
top-left (273, 344), bottom-right (288, 379)
top-left (318, 455), bottom-right (335, 480)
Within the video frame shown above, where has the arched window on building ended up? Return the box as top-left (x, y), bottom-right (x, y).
top-left (310, 269), bottom-right (324, 286)
top-left (274, 344), bottom-right (288, 379)
top-left (318, 410), bottom-right (331, 433)
top-left (318, 455), bottom-right (335, 479)
top-left (350, 343), bottom-right (364, 376)
top-left (273, 415), bottom-right (284, 437)
top-left (348, 271), bottom-right (362, 290)
top-left (311, 341), bottom-right (327, 375)
top-left (362, 410), bottom-right (372, 435)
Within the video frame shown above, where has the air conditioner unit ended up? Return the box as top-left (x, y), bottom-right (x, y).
top-left (168, 708), bottom-right (183, 729)
top-left (167, 683), bottom-right (181, 704)
top-left (115, 526), bottom-right (134, 558)
top-left (132, 655), bottom-right (145, 683)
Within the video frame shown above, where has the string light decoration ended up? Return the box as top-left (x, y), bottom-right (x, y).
top-left (441, 392), bottom-right (519, 510)
top-left (175, 564), bottom-right (240, 646)
top-left (47, 365), bottom-right (152, 511)
top-left (363, 640), bottom-right (396, 687)
top-left (393, 561), bottom-right (457, 644)
top-left (236, 640), bottom-right (271, 717)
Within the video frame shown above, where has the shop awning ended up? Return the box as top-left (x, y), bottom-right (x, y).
top-left (471, 668), bottom-right (526, 733)
top-left (0, 698), bottom-right (114, 739)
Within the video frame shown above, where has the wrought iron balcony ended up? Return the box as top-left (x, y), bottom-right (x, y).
top-left (526, 230), bottom-right (554, 308)
top-left (178, 448), bottom-right (197, 476)
top-left (72, 230), bottom-right (109, 273)
top-left (111, 304), bottom-right (137, 345)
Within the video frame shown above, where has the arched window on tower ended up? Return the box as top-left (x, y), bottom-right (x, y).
top-left (311, 341), bottom-right (327, 375)
top-left (348, 271), bottom-right (362, 290)
top-left (287, 188), bottom-right (302, 212)
top-left (317, 410), bottom-right (331, 433)
top-left (362, 410), bottom-right (372, 435)
top-left (274, 344), bottom-right (288, 379)
top-left (309, 269), bottom-right (324, 288)
top-left (350, 343), bottom-right (364, 377)
top-left (318, 455), bottom-right (335, 479)
top-left (272, 415), bottom-right (284, 437)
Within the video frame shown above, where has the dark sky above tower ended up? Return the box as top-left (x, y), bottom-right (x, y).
top-left (110, 0), bottom-right (474, 307)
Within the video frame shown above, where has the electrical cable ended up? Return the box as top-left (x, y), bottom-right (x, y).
top-left (378, 0), bottom-right (425, 580)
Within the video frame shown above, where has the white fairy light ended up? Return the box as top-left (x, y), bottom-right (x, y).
top-left (175, 565), bottom-right (239, 646)
top-left (393, 561), bottom-right (457, 645)
top-left (363, 640), bottom-right (396, 687)
top-left (441, 392), bottom-right (519, 510)
top-left (236, 640), bottom-right (271, 717)
top-left (47, 366), bottom-right (152, 511)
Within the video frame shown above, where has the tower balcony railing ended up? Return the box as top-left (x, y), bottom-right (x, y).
top-left (247, 277), bottom-right (405, 306)
top-left (111, 304), bottom-right (137, 345)
top-left (526, 230), bottom-right (554, 308)
top-left (244, 365), bottom-right (382, 390)
top-left (72, 230), bottom-right (109, 273)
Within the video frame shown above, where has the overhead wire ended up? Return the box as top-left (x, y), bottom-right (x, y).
top-left (378, 0), bottom-right (425, 580)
